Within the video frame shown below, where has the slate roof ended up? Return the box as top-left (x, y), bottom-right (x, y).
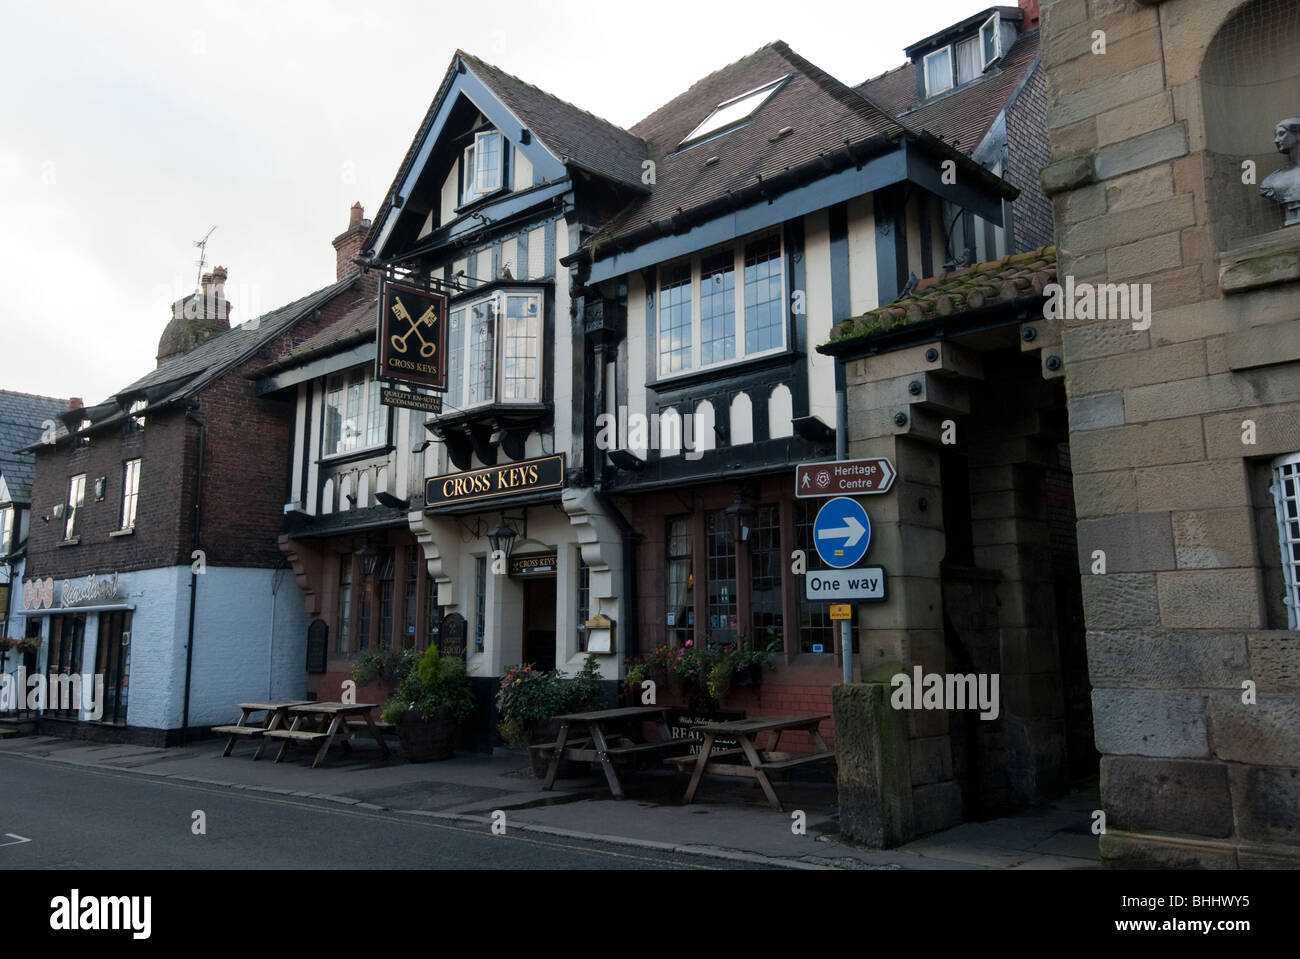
top-left (254, 295), bottom-right (379, 377)
top-left (28, 276), bottom-right (360, 449)
top-left (458, 52), bottom-right (648, 190)
top-left (589, 41), bottom-right (908, 248)
top-left (827, 244), bottom-right (1055, 345)
top-left (0, 391), bottom-right (68, 503)
top-left (856, 28), bottom-right (1041, 157)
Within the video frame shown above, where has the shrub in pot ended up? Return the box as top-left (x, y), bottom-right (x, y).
top-left (373, 646), bottom-right (475, 762)
top-left (497, 655), bottom-right (605, 777)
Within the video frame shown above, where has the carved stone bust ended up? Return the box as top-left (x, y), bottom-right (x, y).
top-left (1260, 117), bottom-right (1300, 227)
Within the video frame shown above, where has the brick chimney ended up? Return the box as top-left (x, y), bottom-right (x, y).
top-left (1018, 0), bottom-right (1039, 30)
top-left (158, 266), bottom-right (234, 366)
top-left (68, 397), bottom-right (84, 411)
top-left (332, 202), bottom-right (371, 280)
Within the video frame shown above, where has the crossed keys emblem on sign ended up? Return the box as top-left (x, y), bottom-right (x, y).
top-left (390, 296), bottom-right (439, 358)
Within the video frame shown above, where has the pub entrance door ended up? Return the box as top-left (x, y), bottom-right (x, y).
top-left (522, 577), bottom-right (557, 672)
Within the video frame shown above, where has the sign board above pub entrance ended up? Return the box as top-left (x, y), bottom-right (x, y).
top-left (425, 454), bottom-right (566, 509)
top-left (795, 457), bottom-right (896, 497)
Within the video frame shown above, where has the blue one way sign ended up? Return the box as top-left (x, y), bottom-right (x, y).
top-left (813, 496), bottom-right (871, 568)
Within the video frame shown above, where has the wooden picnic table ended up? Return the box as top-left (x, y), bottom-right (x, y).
top-left (213, 701), bottom-right (312, 760)
top-left (263, 701), bottom-right (392, 768)
top-left (680, 714), bottom-right (835, 811)
top-left (540, 705), bottom-right (698, 799)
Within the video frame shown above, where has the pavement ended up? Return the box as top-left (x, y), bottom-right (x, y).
top-left (0, 733), bottom-right (1102, 870)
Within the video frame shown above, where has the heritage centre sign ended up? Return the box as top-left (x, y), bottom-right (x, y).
top-left (425, 454), bottom-right (566, 508)
top-left (795, 457), bottom-right (895, 497)
top-left (377, 280), bottom-right (448, 392)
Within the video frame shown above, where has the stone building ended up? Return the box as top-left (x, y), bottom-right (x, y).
top-left (1034, 0), bottom-right (1300, 868)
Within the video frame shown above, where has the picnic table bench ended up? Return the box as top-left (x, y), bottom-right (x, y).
top-left (541, 706), bottom-right (699, 798)
top-left (213, 701), bottom-right (312, 759)
top-left (680, 714), bottom-right (836, 811)
top-left (262, 702), bottom-right (392, 768)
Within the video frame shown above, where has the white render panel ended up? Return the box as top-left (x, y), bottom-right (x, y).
top-left (513, 148), bottom-right (533, 192)
top-left (769, 384), bottom-right (794, 439)
top-left (527, 227), bottom-right (545, 279)
top-left (846, 196), bottom-right (878, 318)
top-left (500, 237), bottom-right (518, 280)
top-left (627, 272), bottom-right (647, 435)
top-left (290, 389), bottom-right (307, 510)
top-left (441, 159), bottom-right (459, 226)
top-left (306, 382), bottom-right (322, 514)
top-left (804, 210), bottom-right (838, 430)
top-left (730, 392), bottom-right (753, 445)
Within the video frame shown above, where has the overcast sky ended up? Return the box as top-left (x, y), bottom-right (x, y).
top-left (1, 0), bottom-right (984, 404)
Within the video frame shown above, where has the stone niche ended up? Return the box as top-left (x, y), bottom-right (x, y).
top-left (1201, 0), bottom-right (1300, 248)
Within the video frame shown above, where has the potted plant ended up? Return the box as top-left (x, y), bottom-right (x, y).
top-left (373, 645), bottom-right (475, 762)
top-left (497, 655), bottom-right (605, 777)
top-left (623, 658), bottom-right (648, 705)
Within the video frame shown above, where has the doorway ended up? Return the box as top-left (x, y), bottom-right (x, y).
top-left (522, 577), bottom-right (557, 672)
top-left (96, 610), bottom-right (132, 725)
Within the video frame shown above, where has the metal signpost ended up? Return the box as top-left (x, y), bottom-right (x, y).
top-left (797, 458), bottom-right (896, 684)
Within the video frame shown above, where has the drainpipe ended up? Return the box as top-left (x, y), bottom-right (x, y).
top-left (836, 363), bottom-right (853, 686)
top-left (181, 406), bottom-right (205, 744)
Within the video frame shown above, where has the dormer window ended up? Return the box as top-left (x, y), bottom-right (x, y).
top-left (923, 47), bottom-right (954, 97)
top-left (461, 130), bottom-right (503, 205)
top-left (679, 76), bottom-right (788, 148)
top-left (980, 12), bottom-right (1001, 70)
top-left (126, 398), bottom-right (146, 433)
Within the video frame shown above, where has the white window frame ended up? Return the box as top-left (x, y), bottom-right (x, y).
top-left (955, 35), bottom-right (982, 85)
top-left (1270, 452), bottom-right (1300, 629)
top-left (461, 130), bottom-right (504, 205)
top-left (445, 288), bottom-right (545, 411)
top-left (922, 46), bottom-right (954, 97)
top-left (321, 365), bottom-right (389, 460)
top-left (655, 231), bottom-right (787, 380)
top-left (120, 458), bottom-right (141, 530)
top-left (65, 474), bottom-right (85, 541)
top-left (0, 504), bottom-right (13, 557)
top-left (679, 76), bottom-right (788, 147)
top-left (980, 12), bottom-right (1001, 70)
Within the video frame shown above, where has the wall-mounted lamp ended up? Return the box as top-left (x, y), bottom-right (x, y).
top-left (487, 510), bottom-right (527, 559)
top-left (725, 491), bottom-right (754, 545)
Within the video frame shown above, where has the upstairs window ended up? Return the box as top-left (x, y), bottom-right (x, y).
top-left (120, 458), bottom-right (141, 530)
top-left (655, 232), bottom-right (786, 378)
top-left (323, 366), bottom-right (388, 458)
top-left (125, 398), bottom-right (147, 433)
top-left (680, 76), bottom-right (788, 147)
top-left (0, 505), bottom-right (13, 556)
top-left (980, 12), bottom-right (1002, 70)
top-left (955, 36), bottom-right (982, 85)
top-left (923, 46), bottom-right (954, 97)
top-left (65, 474), bottom-right (85, 541)
top-left (461, 130), bottom-right (503, 205)
top-left (1271, 452), bottom-right (1300, 629)
top-left (445, 290), bottom-right (544, 410)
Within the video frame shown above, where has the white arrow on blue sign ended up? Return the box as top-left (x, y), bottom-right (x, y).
top-left (813, 496), bottom-right (872, 568)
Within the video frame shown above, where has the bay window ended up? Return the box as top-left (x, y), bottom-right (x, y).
top-left (445, 290), bottom-right (544, 410)
top-left (323, 366), bottom-right (388, 457)
top-left (656, 232), bottom-right (786, 378)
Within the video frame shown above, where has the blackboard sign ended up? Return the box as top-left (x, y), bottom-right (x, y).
top-left (438, 612), bottom-right (467, 661)
top-left (667, 707), bottom-right (744, 755)
top-left (306, 619), bottom-right (329, 674)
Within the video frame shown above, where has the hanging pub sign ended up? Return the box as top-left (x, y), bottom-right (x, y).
top-left (377, 279), bottom-right (448, 392)
top-left (425, 454), bottom-right (566, 509)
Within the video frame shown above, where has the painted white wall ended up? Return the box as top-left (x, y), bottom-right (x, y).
top-left (441, 159), bottom-right (459, 225)
top-left (803, 209), bottom-right (837, 429)
top-left (553, 218), bottom-right (573, 459)
top-left (512, 148), bottom-right (533, 193)
top-left (846, 196), bottom-right (878, 317)
top-left (527, 227), bottom-right (545, 280)
top-left (626, 272), bottom-right (647, 450)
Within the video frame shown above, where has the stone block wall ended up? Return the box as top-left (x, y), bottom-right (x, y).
top-left (1040, 0), bottom-right (1300, 867)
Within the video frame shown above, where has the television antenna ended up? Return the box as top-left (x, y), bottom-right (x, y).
top-left (193, 226), bottom-right (217, 292)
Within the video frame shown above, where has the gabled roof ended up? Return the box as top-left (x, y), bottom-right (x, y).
top-left (903, 6), bottom-right (1022, 58)
top-left (826, 244), bottom-right (1055, 346)
top-left (254, 295), bottom-right (379, 378)
top-left (588, 41), bottom-right (908, 248)
top-left (458, 52), bottom-right (647, 190)
top-left (857, 28), bottom-right (1041, 158)
top-left (0, 390), bottom-right (68, 503)
top-left (363, 50), bottom-right (650, 261)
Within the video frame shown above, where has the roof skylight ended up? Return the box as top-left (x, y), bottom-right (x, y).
top-left (679, 75), bottom-right (788, 147)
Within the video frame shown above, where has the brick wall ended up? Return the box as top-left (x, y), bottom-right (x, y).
top-left (1005, 63), bottom-right (1055, 252)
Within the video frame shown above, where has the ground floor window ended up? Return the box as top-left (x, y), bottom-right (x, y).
top-left (96, 610), bottom-right (132, 725)
top-left (666, 516), bottom-right (694, 645)
top-left (795, 500), bottom-right (857, 655)
top-left (474, 556), bottom-right (487, 649)
top-left (336, 553), bottom-right (353, 653)
top-left (45, 613), bottom-right (86, 718)
top-left (705, 510), bottom-right (737, 648)
top-left (748, 503), bottom-right (783, 645)
top-left (576, 552), bottom-right (590, 651)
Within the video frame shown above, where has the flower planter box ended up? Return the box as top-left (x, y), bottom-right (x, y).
top-left (733, 664), bottom-right (764, 687)
top-left (396, 707), bottom-right (455, 762)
